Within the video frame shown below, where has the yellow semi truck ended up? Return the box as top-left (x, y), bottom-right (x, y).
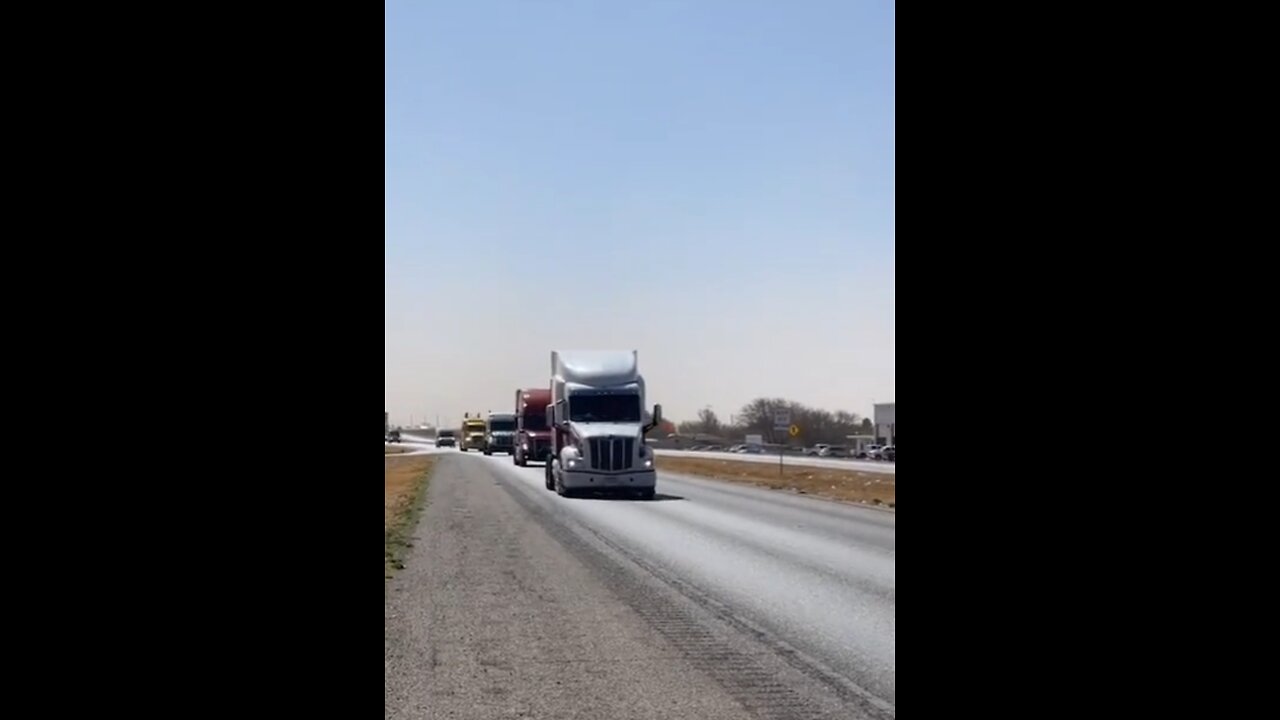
top-left (460, 413), bottom-right (488, 452)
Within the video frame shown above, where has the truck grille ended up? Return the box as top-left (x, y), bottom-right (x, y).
top-left (589, 437), bottom-right (634, 471)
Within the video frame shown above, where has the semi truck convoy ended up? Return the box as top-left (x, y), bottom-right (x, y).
top-left (484, 412), bottom-right (517, 455)
top-left (460, 414), bottom-right (487, 452)
top-left (544, 350), bottom-right (662, 500)
top-left (514, 388), bottom-right (552, 466)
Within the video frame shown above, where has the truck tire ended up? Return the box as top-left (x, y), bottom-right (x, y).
top-left (554, 465), bottom-right (576, 498)
top-left (545, 461), bottom-right (555, 491)
top-left (484, 449), bottom-right (491, 456)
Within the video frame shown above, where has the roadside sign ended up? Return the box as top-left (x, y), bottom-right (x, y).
top-left (774, 413), bottom-right (793, 477)
top-left (789, 424), bottom-right (800, 437)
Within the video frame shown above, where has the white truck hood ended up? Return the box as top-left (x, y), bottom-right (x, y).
top-left (568, 422), bottom-right (643, 440)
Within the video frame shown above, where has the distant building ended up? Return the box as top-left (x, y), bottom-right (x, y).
top-left (874, 403), bottom-right (895, 445)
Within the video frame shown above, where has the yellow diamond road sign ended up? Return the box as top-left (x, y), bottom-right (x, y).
top-left (789, 424), bottom-right (800, 437)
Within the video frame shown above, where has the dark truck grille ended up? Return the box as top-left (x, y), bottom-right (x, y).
top-left (589, 437), bottom-right (635, 471)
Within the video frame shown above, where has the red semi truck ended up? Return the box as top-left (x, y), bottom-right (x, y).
top-left (514, 388), bottom-right (552, 466)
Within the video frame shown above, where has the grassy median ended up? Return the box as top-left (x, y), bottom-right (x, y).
top-left (385, 454), bottom-right (438, 581)
top-left (384, 445), bottom-right (407, 454)
top-left (655, 456), bottom-right (895, 509)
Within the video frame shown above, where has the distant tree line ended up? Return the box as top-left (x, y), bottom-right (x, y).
top-left (675, 398), bottom-right (874, 446)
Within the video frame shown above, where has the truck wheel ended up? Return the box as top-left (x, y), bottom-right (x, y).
top-left (554, 467), bottom-right (575, 498)
top-left (484, 449), bottom-right (491, 456)
top-left (544, 461), bottom-right (555, 491)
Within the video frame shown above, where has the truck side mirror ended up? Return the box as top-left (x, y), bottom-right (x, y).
top-left (652, 404), bottom-right (663, 425)
top-left (549, 402), bottom-right (568, 428)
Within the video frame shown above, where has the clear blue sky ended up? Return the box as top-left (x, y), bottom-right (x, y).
top-left (386, 0), bottom-right (895, 428)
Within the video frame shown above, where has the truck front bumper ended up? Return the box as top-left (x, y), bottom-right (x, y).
top-left (561, 468), bottom-right (656, 491)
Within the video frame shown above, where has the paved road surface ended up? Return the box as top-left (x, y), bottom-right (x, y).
top-left (384, 436), bottom-right (448, 457)
top-left (385, 451), bottom-right (895, 720)
top-left (399, 434), bottom-right (895, 475)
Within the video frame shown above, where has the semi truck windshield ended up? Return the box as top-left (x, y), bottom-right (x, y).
top-left (569, 395), bottom-right (641, 423)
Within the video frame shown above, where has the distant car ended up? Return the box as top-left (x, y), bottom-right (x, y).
top-left (805, 444), bottom-right (831, 456)
top-left (386, 429), bottom-right (401, 443)
top-left (819, 446), bottom-right (849, 458)
top-left (881, 445), bottom-right (895, 461)
top-left (435, 431), bottom-right (457, 448)
top-left (866, 444), bottom-right (885, 460)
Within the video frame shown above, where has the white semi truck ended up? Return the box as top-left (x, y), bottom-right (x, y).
top-left (544, 350), bottom-right (662, 500)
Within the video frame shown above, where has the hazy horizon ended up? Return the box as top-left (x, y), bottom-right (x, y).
top-left (386, 0), bottom-right (895, 428)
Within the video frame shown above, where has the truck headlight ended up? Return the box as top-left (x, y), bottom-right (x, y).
top-left (644, 459), bottom-right (653, 468)
top-left (562, 446), bottom-right (581, 468)
top-left (522, 442), bottom-right (529, 450)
